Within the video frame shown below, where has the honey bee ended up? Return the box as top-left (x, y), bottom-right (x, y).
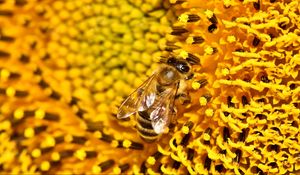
top-left (117, 56), bottom-right (197, 142)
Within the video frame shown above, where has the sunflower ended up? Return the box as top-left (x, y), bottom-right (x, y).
top-left (0, 0), bottom-right (299, 174)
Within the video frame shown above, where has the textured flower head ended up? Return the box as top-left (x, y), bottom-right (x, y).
top-left (0, 0), bottom-right (300, 174)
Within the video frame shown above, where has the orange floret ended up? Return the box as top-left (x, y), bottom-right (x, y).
top-left (155, 0), bottom-right (300, 174)
top-left (0, 0), bottom-right (300, 174)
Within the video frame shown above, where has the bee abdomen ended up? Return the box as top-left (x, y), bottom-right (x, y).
top-left (136, 122), bottom-right (157, 137)
top-left (137, 111), bottom-right (158, 142)
top-left (137, 126), bottom-right (158, 142)
top-left (138, 111), bottom-right (150, 119)
top-left (138, 134), bottom-right (158, 143)
top-left (137, 111), bottom-right (153, 129)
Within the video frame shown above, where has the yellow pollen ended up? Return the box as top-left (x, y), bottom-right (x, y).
top-left (111, 140), bottom-right (119, 148)
top-left (122, 140), bottom-right (132, 148)
top-left (227, 35), bottom-right (236, 43)
top-left (203, 133), bottom-right (210, 141)
top-left (179, 14), bottom-right (189, 23)
top-left (40, 161), bottom-right (50, 171)
top-left (41, 136), bottom-right (56, 148)
top-left (113, 167), bottom-right (121, 174)
top-left (93, 131), bottom-right (102, 139)
top-left (74, 150), bottom-right (86, 160)
top-left (199, 97), bottom-right (208, 106)
top-left (64, 134), bottom-right (73, 143)
top-left (186, 37), bottom-right (195, 44)
top-left (35, 109), bottom-right (45, 119)
top-left (205, 108), bottom-right (214, 117)
top-left (163, 127), bottom-right (170, 134)
top-left (204, 10), bottom-right (214, 19)
top-left (223, 0), bottom-right (233, 7)
top-left (51, 152), bottom-right (60, 161)
top-left (24, 127), bottom-right (35, 138)
top-left (181, 126), bottom-right (190, 134)
top-left (147, 156), bottom-right (156, 165)
top-left (0, 69), bottom-right (10, 80)
top-left (31, 149), bottom-right (41, 158)
top-left (0, 120), bottom-right (11, 130)
top-left (179, 50), bottom-right (189, 59)
top-left (192, 81), bottom-right (201, 90)
top-left (14, 109), bottom-right (24, 119)
top-left (204, 46), bottom-right (214, 55)
top-left (6, 87), bottom-right (16, 97)
top-left (221, 68), bottom-right (230, 76)
top-left (92, 165), bottom-right (101, 174)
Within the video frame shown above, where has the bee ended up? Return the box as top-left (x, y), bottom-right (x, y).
top-left (117, 56), bottom-right (198, 142)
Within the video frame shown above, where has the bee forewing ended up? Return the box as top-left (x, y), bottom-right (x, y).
top-left (117, 74), bottom-right (157, 119)
top-left (149, 86), bottom-right (178, 134)
top-left (117, 96), bottom-right (139, 119)
top-left (138, 92), bottom-right (156, 111)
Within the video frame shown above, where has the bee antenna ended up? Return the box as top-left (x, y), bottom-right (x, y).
top-left (186, 53), bottom-right (200, 65)
top-left (158, 56), bottom-right (168, 63)
top-left (186, 73), bottom-right (194, 80)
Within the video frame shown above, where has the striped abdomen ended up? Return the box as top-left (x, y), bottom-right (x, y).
top-left (136, 111), bottom-right (158, 142)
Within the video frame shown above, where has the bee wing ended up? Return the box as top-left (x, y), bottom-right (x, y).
top-left (117, 73), bottom-right (157, 119)
top-left (149, 83), bottom-right (178, 134)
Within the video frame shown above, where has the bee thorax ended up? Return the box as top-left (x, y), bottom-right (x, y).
top-left (158, 67), bottom-right (180, 86)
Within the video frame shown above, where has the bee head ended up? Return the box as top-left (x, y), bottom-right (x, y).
top-left (167, 57), bottom-right (193, 79)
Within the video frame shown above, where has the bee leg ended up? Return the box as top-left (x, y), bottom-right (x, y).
top-left (170, 107), bottom-right (177, 122)
top-left (169, 107), bottom-right (177, 131)
top-left (176, 80), bottom-right (190, 105)
top-left (175, 93), bottom-right (191, 105)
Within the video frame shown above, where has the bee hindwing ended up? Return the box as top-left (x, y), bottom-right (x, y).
top-left (149, 85), bottom-right (178, 134)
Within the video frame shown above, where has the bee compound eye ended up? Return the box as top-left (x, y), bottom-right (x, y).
top-left (180, 64), bottom-right (190, 73)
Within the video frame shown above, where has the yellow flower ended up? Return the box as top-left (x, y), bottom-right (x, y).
top-left (0, 0), bottom-right (300, 174)
top-left (163, 0), bottom-right (300, 174)
top-left (0, 0), bottom-right (172, 173)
